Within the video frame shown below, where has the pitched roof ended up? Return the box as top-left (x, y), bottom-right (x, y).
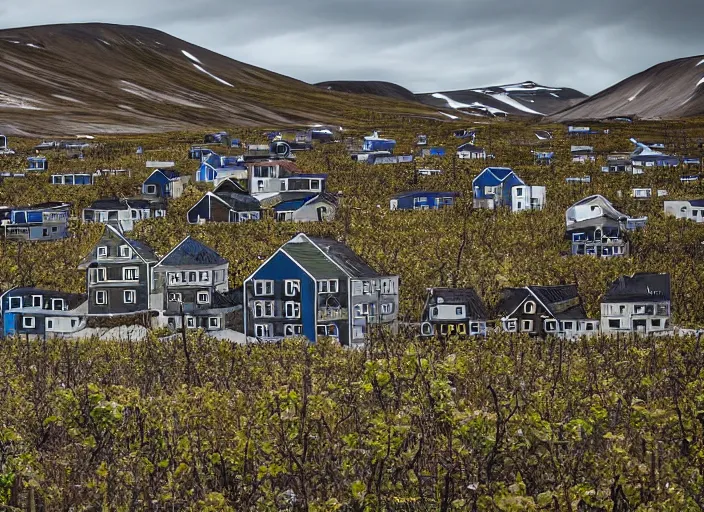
top-left (3, 287), bottom-right (87, 309)
top-left (498, 285), bottom-right (587, 320)
top-left (87, 198), bottom-right (153, 210)
top-left (158, 237), bottom-right (227, 267)
top-left (79, 225), bottom-right (158, 267)
top-left (602, 273), bottom-right (671, 303)
top-left (427, 288), bottom-right (489, 319)
top-left (482, 167), bottom-right (515, 181)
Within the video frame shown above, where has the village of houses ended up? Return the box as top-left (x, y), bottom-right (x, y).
top-left (0, 123), bottom-right (701, 347)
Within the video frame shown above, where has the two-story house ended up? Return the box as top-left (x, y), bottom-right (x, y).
top-left (0, 202), bottom-right (71, 242)
top-left (187, 179), bottom-right (261, 224)
top-left (196, 152), bottom-right (247, 183)
top-left (571, 146), bottom-right (596, 163)
top-left (472, 167), bottom-right (545, 212)
top-left (663, 200), bottom-right (704, 223)
top-left (600, 273), bottom-right (671, 335)
top-left (390, 191), bottom-right (459, 211)
top-left (420, 288), bottom-right (489, 337)
top-left (83, 198), bottom-right (165, 233)
top-left (151, 237), bottom-right (239, 331)
top-left (566, 195), bottom-right (647, 258)
top-left (247, 160), bottom-right (326, 198)
top-left (0, 288), bottom-right (87, 337)
top-left (78, 225), bottom-right (159, 316)
top-left (142, 169), bottom-right (186, 200)
top-left (243, 234), bottom-right (399, 348)
top-left (497, 285), bottom-right (599, 339)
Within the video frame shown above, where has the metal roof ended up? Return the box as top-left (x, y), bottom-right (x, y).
top-left (426, 288), bottom-right (489, 319)
top-left (158, 237), bottom-right (227, 267)
top-left (602, 273), bottom-right (671, 303)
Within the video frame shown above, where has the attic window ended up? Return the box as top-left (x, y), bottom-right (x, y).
top-left (119, 245), bottom-right (132, 258)
top-left (524, 301), bottom-right (536, 314)
top-left (97, 246), bottom-right (108, 258)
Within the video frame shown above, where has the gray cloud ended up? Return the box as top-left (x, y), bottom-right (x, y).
top-left (0, 0), bottom-right (702, 94)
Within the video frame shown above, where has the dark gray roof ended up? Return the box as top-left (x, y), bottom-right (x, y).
top-left (496, 288), bottom-right (530, 316)
top-left (87, 198), bottom-right (153, 210)
top-left (530, 285), bottom-right (587, 320)
top-left (308, 237), bottom-right (384, 279)
top-left (602, 273), bottom-right (671, 303)
top-left (159, 237), bottom-right (227, 267)
top-left (426, 288), bottom-right (489, 319)
top-left (124, 237), bottom-right (159, 262)
top-left (5, 287), bottom-right (86, 309)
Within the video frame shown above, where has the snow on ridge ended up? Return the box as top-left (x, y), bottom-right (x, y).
top-left (193, 64), bottom-right (233, 87)
top-left (697, 59), bottom-right (704, 67)
top-left (0, 92), bottom-right (43, 110)
top-left (431, 93), bottom-right (507, 115)
top-left (26, 43), bottom-right (43, 49)
top-left (488, 93), bottom-right (544, 115)
top-left (76, 135), bottom-right (95, 139)
top-left (182, 50), bottom-right (202, 64)
top-left (438, 111), bottom-right (459, 120)
top-left (52, 94), bottom-right (83, 104)
top-left (98, 39), bottom-right (111, 46)
top-left (697, 77), bottom-right (704, 88)
top-left (550, 93), bottom-right (560, 98)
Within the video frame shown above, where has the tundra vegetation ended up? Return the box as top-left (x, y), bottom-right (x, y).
top-left (1, 116), bottom-right (704, 509)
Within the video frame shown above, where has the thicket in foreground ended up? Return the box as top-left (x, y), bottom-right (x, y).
top-left (1, 332), bottom-right (704, 511)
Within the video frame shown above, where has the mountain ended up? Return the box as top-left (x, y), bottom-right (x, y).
top-left (0, 23), bottom-right (437, 135)
top-left (550, 55), bottom-right (704, 122)
top-left (316, 81), bottom-right (417, 102)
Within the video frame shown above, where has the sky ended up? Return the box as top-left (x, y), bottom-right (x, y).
top-left (0, 0), bottom-right (702, 95)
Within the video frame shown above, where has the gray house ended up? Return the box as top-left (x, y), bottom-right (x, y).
top-left (600, 273), bottom-right (671, 336)
top-left (420, 288), bottom-right (489, 337)
top-left (243, 234), bottom-right (399, 348)
top-left (151, 236), bottom-right (239, 331)
top-left (78, 225), bottom-right (158, 316)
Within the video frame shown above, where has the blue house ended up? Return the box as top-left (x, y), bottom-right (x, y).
top-left (389, 191), bottom-right (459, 210)
top-left (27, 157), bottom-right (48, 172)
top-left (0, 202), bottom-right (71, 241)
top-left (472, 167), bottom-right (524, 207)
top-left (243, 234), bottom-right (399, 348)
top-left (142, 169), bottom-right (185, 199)
top-left (363, 132), bottom-right (396, 152)
top-left (534, 151), bottom-right (554, 165)
top-left (196, 153), bottom-right (247, 183)
top-left (1, 288), bottom-right (87, 337)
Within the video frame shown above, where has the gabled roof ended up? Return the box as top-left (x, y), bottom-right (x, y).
top-left (246, 160), bottom-right (305, 175)
top-left (426, 288), bottom-right (489, 319)
top-left (566, 195), bottom-right (627, 226)
top-left (1, 287), bottom-right (87, 309)
top-left (602, 273), bottom-right (671, 303)
top-left (78, 225), bottom-right (158, 268)
top-left (147, 169), bottom-right (181, 181)
top-left (273, 192), bottom-right (339, 212)
top-left (457, 143), bottom-right (485, 152)
top-left (157, 236), bottom-right (227, 267)
top-left (498, 285), bottom-right (587, 320)
top-left (282, 234), bottom-right (385, 280)
top-left (214, 178), bottom-right (247, 195)
top-left (476, 167), bottom-right (516, 182)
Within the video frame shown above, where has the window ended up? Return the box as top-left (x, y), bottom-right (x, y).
top-left (131, 210), bottom-right (139, 220)
top-left (634, 305), bottom-right (646, 315)
top-left (608, 319), bottom-right (620, 329)
top-left (254, 280), bottom-right (274, 296)
top-left (197, 292), bottom-right (210, 304)
top-left (119, 245), bottom-right (132, 258)
top-left (52, 226), bottom-right (58, 233)
top-left (9, 297), bottom-right (22, 309)
top-left (285, 324), bottom-right (303, 336)
top-left (46, 319), bottom-right (54, 329)
top-left (311, 179), bottom-right (320, 190)
top-left (22, 316), bottom-right (35, 329)
top-left (254, 324), bottom-right (272, 337)
top-left (32, 295), bottom-right (42, 308)
top-left (168, 293), bottom-right (182, 302)
top-left (515, 187), bottom-right (524, 197)
top-left (168, 272), bottom-right (183, 285)
top-left (455, 306), bottom-right (464, 316)
top-left (317, 324), bottom-right (339, 338)
top-left (209, 317), bottom-right (220, 328)
top-left (362, 281), bottom-right (370, 294)
top-left (584, 322), bottom-right (595, 331)
top-left (186, 317), bottom-right (196, 328)
top-left (505, 319), bottom-right (517, 332)
top-left (51, 298), bottom-right (64, 311)
top-left (470, 322), bottom-right (480, 334)
top-left (145, 184), bottom-right (157, 194)
top-left (95, 291), bottom-right (107, 305)
top-left (521, 320), bottom-right (533, 332)
top-left (484, 185), bottom-right (498, 195)
top-left (253, 300), bottom-right (274, 318)
top-left (285, 280), bottom-right (300, 296)
top-left (199, 271), bottom-right (210, 283)
top-left (257, 180), bottom-right (264, 192)
top-left (124, 290), bottom-right (136, 304)
top-left (97, 246), bottom-right (108, 258)
top-left (563, 321), bottom-right (574, 330)
top-left (189, 272), bottom-right (197, 282)
top-left (545, 320), bottom-right (557, 332)
top-left (381, 303), bottom-right (394, 314)
top-left (284, 301), bottom-right (300, 318)
top-left (457, 324), bottom-right (467, 335)
top-left (91, 268), bottom-right (107, 283)
top-left (524, 301), bottom-right (536, 314)
top-left (651, 319), bottom-right (662, 328)
top-left (355, 303), bottom-right (370, 318)
top-left (318, 280), bottom-right (339, 294)
top-left (123, 267), bottom-right (139, 281)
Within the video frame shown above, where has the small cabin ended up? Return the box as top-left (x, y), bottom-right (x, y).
top-left (142, 170), bottom-right (185, 199)
top-left (416, 134), bottom-right (428, 146)
top-left (26, 157), bottom-right (48, 172)
top-left (457, 143), bottom-right (486, 160)
top-left (363, 132), bottom-right (396, 153)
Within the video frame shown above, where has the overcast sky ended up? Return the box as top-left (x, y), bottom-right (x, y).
top-left (0, 0), bottom-right (702, 95)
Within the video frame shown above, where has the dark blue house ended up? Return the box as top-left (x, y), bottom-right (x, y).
top-left (472, 167), bottom-right (525, 208)
top-left (389, 191), bottom-right (459, 210)
top-left (196, 153), bottom-right (247, 183)
top-left (0, 202), bottom-right (71, 241)
top-left (363, 132), bottom-right (396, 152)
top-left (142, 169), bottom-right (184, 199)
top-left (27, 157), bottom-right (48, 172)
top-left (1, 288), bottom-right (86, 337)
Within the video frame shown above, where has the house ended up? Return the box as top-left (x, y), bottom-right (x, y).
top-left (189, 146), bottom-right (214, 160)
top-left (600, 273), bottom-right (671, 336)
top-left (273, 193), bottom-right (338, 222)
top-left (420, 147), bottom-right (446, 157)
top-left (0, 134), bottom-right (14, 155)
top-left (0, 202), bottom-right (70, 242)
top-left (187, 179), bottom-right (261, 224)
top-left (457, 143), bottom-right (486, 160)
top-left (151, 237), bottom-right (240, 331)
top-left (664, 200), bottom-right (704, 223)
top-left (534, 151), bottom-right (554, 165)
top-left (26, 157), bottom-right (48, 172)
top-left (51, 174), bottom-right (93, 185)
top-left (571, 146), bottom-right (595, 163)
top-left (243, 233), bottom-right (399, 348)
top-left (310, 129), bottom-right (334, 143)
top-left (390, 191), bottom-right (459, 211)
top-left (601, 156), bottom-right (633, 174)
top-left (497, 285), bottom-right (599, 339)
top-left (77, 225), bottom-right (159, 316)
top-left (418, 169), bottom-right (442, 176)
top-left (630, 139), bottom-right (679, 169)
top-left (367, 154), bottom-right (413, 165)
top-left (83, 198), bottom-right (165, 233)
top-left (453, 129), bottom-right (475, 139)
top-left (247, 160), bottom-right (326, 197)
top-left (142, 169), bottom-right (186, 200)
top-left (631, 188), bottom-right (653, 200)
top-left (566, 176), bottom-right (591, 184)
top-left (0, 288), bottom-right (87, 337)
top-left (420, 288), bottom-right (489, 337)
top-left (204, 131), bottom-right (229, 144)
top-left (568, 126), bottom-right (596, 136)
top-left (196, 152), bottom-right (247, 183)
top-left (683, 157), bottom-right (701, 168)
top-left (363, 132), bottom-right (396, 152)
top-left (472, 167), bottom-right (545, 212)
top-left (565, 195), bottom-right (646, 258)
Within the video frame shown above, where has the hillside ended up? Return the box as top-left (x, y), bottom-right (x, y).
top-left (550, 55), bottom-right (704, 121)
top-left (0, 24), bottom-right (437, 135)
top-left (316, 80), bottom-right (417, 102)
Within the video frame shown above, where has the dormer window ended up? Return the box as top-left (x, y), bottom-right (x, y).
top-left (119, 245), bottom-right (132, 258)
top-left (524, 301), bottom-right (536, 314)
top-left (51, 298), bottom-right (65, 311)
top-left (97, 246), bottom-right (108, 258)
top-left (311, 179), bottom-right (320, 190)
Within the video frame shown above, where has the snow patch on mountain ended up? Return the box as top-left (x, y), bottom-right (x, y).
top-left (193, 64), bottom-right (233, 87)
top-left (182, 50), bottom-right (201, 64)
top-left (488, 93), bottom-right (544, 115)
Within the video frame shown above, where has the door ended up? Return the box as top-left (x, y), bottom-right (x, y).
top-left (317, 206), bottom-right (328, 221)
top-left (633, 319), bottom-right (647, 333)
top-left (3, 312), bottom-right (16, 336)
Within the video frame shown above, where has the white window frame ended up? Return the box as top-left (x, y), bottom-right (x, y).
top-left (199, 271), bottom-right (210, 283)
top-left (284, 324), bottom-right (303, 336)
top-left (355, 303), bottom-right (370, 318)
top-left (97, 246), bottom-right (108, 258)
top-left (186, 317), bottom-right (196, 328)
top-left (51, 298), bottom-right (65, 311)
top-left (254, 280), bottom-right (274, 296)
top-left (46, 319), bottom-right (54, 330)
top-left (310, 179), bottom-right (320, 190)
top-left (284, 301), bottom-right (300, 319)
top-left (197, 291), bottom-right (210, 304)
top-left (145, 184), bottom-right (157, 195)
top-left (254, 323), bottom-right (272, 337)
top-left (22, 316), bottom-right (35, 329)
top-left (32, 295), bottom-right (42, 308)
top-left (95, 268), bottom-right (107, 283)
top-left (505, 319), bottom-right (517, 332)
top-left (124, 290), bottom-right (136, 304)
top-left (168, 272), bottom-right (183, 285)
top-left (168, 293), bottom-right (182, 302)
top-left (123, 267), bottom-right (139, 281)
top-left (9, 297), bottom-right (21, 309)
top-left (119, 245), bottom-right (132, 258)
top-left (521, 320), bottom-right (534, 332)
top-left (524, 301), bottom-right (536, 314)
top-left (318, 280), bottom-right (339, 294)
top-left (545, 319), bottom-right (558, 332)
top-left (285, 280), bottom-right (301, 297)
top-left (95, 290), bottom-right (107, 305)
top-left (381, 303), bottom-right (393, 314)
top-left (209, 317), bottom-right (220, 328)
top-left (253, 300), bottom-right (275, 318)
top-left (469, 322), bottom-right (481, 334)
